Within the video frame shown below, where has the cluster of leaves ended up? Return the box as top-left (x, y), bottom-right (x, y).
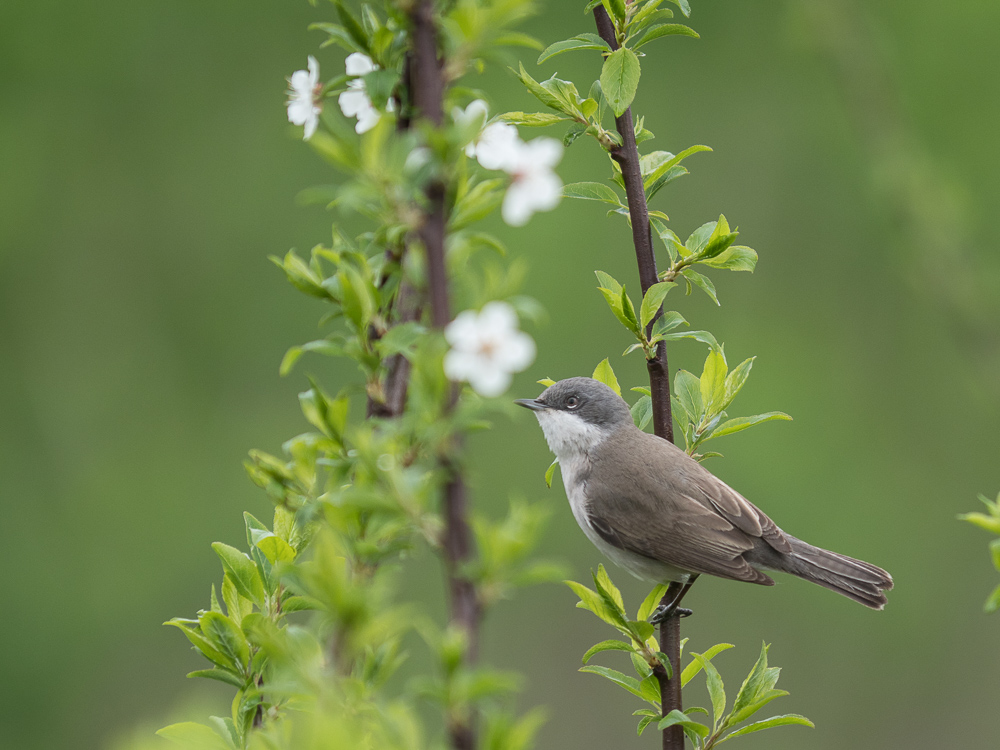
top-left (157, 1), bottom-right (561, 749)
top-left (567, 567), bottom-right (813, 746)
top-left (959, 492), bottom-right (1000, 612)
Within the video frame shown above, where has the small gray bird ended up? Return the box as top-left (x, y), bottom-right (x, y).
top-left (516, 377), bottom-right (892, 620)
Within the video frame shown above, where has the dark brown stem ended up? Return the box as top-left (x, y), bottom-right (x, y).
top-left (410, 3), bottom-right (480, 749)
top-left (593, 7), bottom-right (673, 444)
top-left (595, 7), bottom-right (683, 749)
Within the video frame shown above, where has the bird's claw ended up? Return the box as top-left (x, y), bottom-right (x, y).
top-left (648, 604), bottom-right (693, 625)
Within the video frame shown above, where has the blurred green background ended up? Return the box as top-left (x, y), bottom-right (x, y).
top-left (2, 0), bottom-right (999, 748)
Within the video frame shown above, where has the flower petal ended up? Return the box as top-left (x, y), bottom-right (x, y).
top-left (475, 123), bottom-right (522, 171)
top-left (501, 181), bottom-right (536, 226)
top-left (498, 331), bottom-right (536, 372)
top-left (478, 301), bottom-right (518, 337)
top-left (469, 366), bottom-right (512, 398)
top-left (345, 52), bottom-right (376, 77)
top-left (338, 89), bottom-right (368, 118)
top-left (444, 310), bottom-right (480, 347)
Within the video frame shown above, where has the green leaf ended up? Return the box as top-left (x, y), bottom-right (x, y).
top-left (642, 145), bottom-right (712, 191)
top-left (959, 512), bottom-right (1000, 534)
top-left (199, 611), bottom-right (249, 672)
top-left (719, 714), bottom-right (814, 742)
top-left (730, 643), bottom-right (774, 721)
top-left (515, 63), bottom-right (564, 112)
top-left (706, 412), bottom-right (792, 441)
top-left (667, 0), bottom-right (692, 17)
top-left (594, 563), bottom-right (625, 612)
top-left (592, 358), bottom-right (622, 396)
top-left (493, 31), bottom-right (543, 49)
top-left (538, 34), bottom-right (611, 63)
top-left (539, 74), bottom-right (586, 117)
top-left (674, 370), bottom-right (703, 423)
top-left (600, 47), bottom-right (641, 117)
top-left (631, 395), bottom-right (653, 430)
top-left (279, 338), bottom-right (344, 376)
top-left (332, 1), bottom-right (370, 53)
top-left (659, 329), bottom-right (720, 351)
top-left (595, 270), bottom-right (623, 295)
top-left (253, 532), bottom-right (296, 565)
top-left (722, 357), bottom-right (754, 411)
top-left (545, 459), bottom-right (559, 488)
top-left (309, 23), bottom-right (364, 54)
top-left (637, 584), bottom-right (669, 620)
top-left (620, 287), bottom-right (640, 334)
top-left (636, 715), bottom-right (658, 736)
top-left (164, 619), bottom-right (234, 671)
top-left (697, 215), bottom-right (738, 261)
top-left (583, 639), bottom-right (635, 664)
top-left (700, 349), bottom-right (728, 415)
top-left (639, 282), bottom-right (676, 329)
top-left (212, 543), bottom-right (265, 607)
top-left (632, 23), bottom-right (699, 49)
top-left (646, 165), bottom-right (689, 201)
top-left (361, 69), bottom-right (400, 110)
top-left (681, 268), bottom-right (719, 305)
top-left (602, 0), bottom-right (627, 23)
top-left (498, 111), bottom-right (569, 127)
top-left (187, 669), bottom-right (245, 688)
top-left (566, 580), bottom-right (626, 628)
top-left (537, 378), bottom-right (556, 387)
top-left (692, 652), bottom-right (727, 726)
top-left (699, 245), bottom-right (758, 272)
top-left (650, 310), bottom-right (686, 337)
top-left (563, 182), bottom-right (624, 205)
top-left (156, 722), bottom-right (231, 750)
top-left (681, 643), bottom-right (734, 686)
top-left (580, 665), bottom-right (649, 702)
top-left (657, 710), bottom-right (710, 736)
top-left (377, 322), bottom-right (426, 357)
top-left (991, 538), bottom-right (1000, 571)
top-left (985, 583), bottom-right (1000, 613)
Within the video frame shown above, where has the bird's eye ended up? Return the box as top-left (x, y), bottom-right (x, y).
top-left (566, 396), bottom-right (580, 409)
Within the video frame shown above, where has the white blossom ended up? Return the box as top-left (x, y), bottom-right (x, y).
top-left (338, 52), bottom-right (394, 134)
top-left (444, 302), bottom-right (536, 397)
top-left (286, 56), bottom-right (322, 141)
top-left (466, 121), bottom-right (522, 171)
top-left (501, 137), bottom-right (563, 226)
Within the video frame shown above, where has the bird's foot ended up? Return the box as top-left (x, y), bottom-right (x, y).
top-left (648, 604), bottom-right (693, 625)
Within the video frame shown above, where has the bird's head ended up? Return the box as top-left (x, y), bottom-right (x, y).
top-left (515, 377), bottom-right (632, 459)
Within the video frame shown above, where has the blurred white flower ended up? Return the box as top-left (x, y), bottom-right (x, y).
top-left (454, 99), bottom-right (489, 133)
top-left (444, 302), bottom-right (536, 397)
top-left (466, 121), bottom-right (521, 171)
top-left (501, 137), bottom-right (563, 226)
top-left (286, 56), bottom-right (322, 140)
top-left (338, 52), bottom-right (394, 134)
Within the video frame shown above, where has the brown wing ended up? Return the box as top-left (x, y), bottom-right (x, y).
top-left (583, 428), bottom-right (790, 584)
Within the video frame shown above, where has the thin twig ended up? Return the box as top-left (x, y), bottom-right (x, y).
top-left (409, 2), bottom-right (481, 748)
top-left (593, 7), bottom-right (683, 750)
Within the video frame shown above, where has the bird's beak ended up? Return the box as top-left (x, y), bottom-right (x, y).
top-left (514, 398), bottom-right (549, 412)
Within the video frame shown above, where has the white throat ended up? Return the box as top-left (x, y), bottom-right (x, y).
top-left (533, 409), bottom-right (608, 462)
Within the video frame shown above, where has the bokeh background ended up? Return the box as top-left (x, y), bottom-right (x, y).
top-left (2, 0), bottom-right (999, 748)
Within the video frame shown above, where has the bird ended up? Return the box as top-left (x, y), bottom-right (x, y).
top-left (515, 377), bottom-right (893, 622)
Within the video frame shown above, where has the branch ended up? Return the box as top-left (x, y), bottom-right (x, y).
top-left (409, 3), bottom-right (480, 748)
top-left (593, 7), bottom-right (673, 444)
top-left (594, 7), bottom-right (682, 750)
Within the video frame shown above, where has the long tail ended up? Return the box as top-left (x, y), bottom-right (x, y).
top-left (777, 535), bottom-right (894, 610)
